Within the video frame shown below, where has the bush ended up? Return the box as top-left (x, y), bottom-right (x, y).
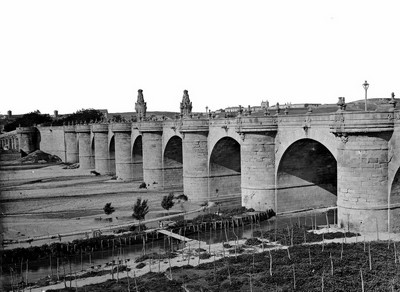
top-left (139, 182), bottom-right (147, 189)
top-left (245, 238), bottom-right (262, 246)
top-left (161, 193), bottom-right (175, 212)
top-left (103, 203), bottom-right (115, 216)
top-left (199, 253), bottom-right (212, 259)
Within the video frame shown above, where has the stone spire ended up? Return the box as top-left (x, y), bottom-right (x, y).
top-left (135, 89), bottom-right (147, 120)
top-left (180, 90), bottom-right (192, 116)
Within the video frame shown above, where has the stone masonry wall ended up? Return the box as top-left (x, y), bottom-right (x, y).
top-left (38, 126), bottom-right (66, 161)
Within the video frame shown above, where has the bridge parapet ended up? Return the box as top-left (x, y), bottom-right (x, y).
top-left (235, 116), bottom-right (277, 133)
top-left (63, 125), bottom-right (76, 133)
top-left (138, 120), bottom-right (163, 132)
top-left (75, 124), bottom-right (91, 133)
top-left (111, 123), bottom-right (132, 133)
top-left (92, 124), bottom-right (109, 133)
top-left (276, 113), bottom-right (331, 129)
top-left (16, 126), bottom-right (37, 134)
top-left (330, 111), bottom-right (394, 135)
top-left (180, 118), bottom-right (210, 133)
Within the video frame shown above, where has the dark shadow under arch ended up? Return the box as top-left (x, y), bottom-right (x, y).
top-left (277, 138), bottom-right (337, 212)
top-left (109, 136), bottom-right (116, 175)
top-left (163, 136), bottom-right (183, 189)
top-left (90, 137), bottom-right (95, 169)
top-left (209, 137), bottom-right (241, 200)
top-left (390, 167), bottom-right (400, 232)
top-left (132, 136), bottom-right (143, 181)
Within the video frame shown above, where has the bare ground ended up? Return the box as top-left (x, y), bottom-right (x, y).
top-left (0, 163), bottom-right (192, 247)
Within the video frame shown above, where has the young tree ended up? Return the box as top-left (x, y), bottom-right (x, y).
top-left (132, 198), bottom-right (149, 231)
top-left (161, 193), bottom-right (175, 215)
top-left (103, 202), bottom-right (115, 216)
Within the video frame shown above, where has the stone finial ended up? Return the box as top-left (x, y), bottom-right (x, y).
top-left (238, 105), bottom-right (243, 116)
top-left (247, 105), bottom-right (252, 116)
top-left (264, 107), bottom-right (270, 116)
top-left (337, 97), bottom-right (346, 111)
top-left (307, 106), bottom-right (313, 114)
top-left (275, 103), bottom-right (280, 115)
top-left (180, 90), bottom-right (193, 116)
top-left (135, 89), bottom-right (147, 121)
top-left (389, 92), bottom-right (397, 111)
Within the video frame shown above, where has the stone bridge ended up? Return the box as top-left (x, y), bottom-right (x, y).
top-left (3, 93), bottom-right (400, 233)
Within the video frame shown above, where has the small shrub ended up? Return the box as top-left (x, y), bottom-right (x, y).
top-left (136, 262), bottom-right (146, 269)
top-left (161, 193), bottom-right (175, 213)
top-left (103, 203), bottom-right (115, 216)
top-left (223, 243), bottom-right (232, 249)
top-left (139, 182), bottom-right (147, 189)
top-left (245, 238), bottom-right (262, 246)
top-left (199, 253), bottom-right (211, 259)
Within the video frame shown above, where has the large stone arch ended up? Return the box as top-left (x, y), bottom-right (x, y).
top-left (209, 136), bottom-right (241, 201)
top-left (208, 127), bottom-right (241, 157)
top-left (163, 135), bottom-right (183, 189)
top-left (276, 138), bottom-right (337, 213)
top-left (108, 135), bottom-right (116, 175)
top-left (390, 166), bottom-right (400, 232)
top-left (275, 127), bottom-right (338, 169)
top-left (131, 135), bottom-right (143, 181)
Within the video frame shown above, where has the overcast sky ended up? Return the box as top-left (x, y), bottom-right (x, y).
top-left (1, 0), bottom-right (399, 115)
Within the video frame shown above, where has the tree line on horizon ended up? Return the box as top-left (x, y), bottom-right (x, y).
top-left (3, 109), bottom-right (105, 132)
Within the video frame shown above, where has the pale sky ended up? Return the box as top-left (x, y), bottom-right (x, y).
top-left (1, 0), bottom-right (399, 115)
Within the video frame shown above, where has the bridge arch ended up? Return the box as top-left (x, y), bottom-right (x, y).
top-left (209, 136), bottom-right (241, 201)
top-left (90, 136), bottom-right (95, 169)
top-left (131, 135), bottom-right (143, 181)
top-left (108, 135), bottom-right (116, 175)
top-left (163, 135), bottom-right (183, 189)
top-left (275, 128), bottom-right (338, 169)
top-left (390, 166), bottom-right (400, 232)
top-left (276, 138), bottom-right (337, 213)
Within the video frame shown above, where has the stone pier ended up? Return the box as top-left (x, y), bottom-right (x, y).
top-left (75, 124), bottom-right (93, 170)
top-left (112, 123), bottom-right (134, 180)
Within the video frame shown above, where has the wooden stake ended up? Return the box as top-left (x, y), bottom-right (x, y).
top-left (134, 271), bottom-right (138, 292)
top-left (368, 242), bottom-right (372, 271)
top-left (341, 239), bottom-right (344, 260)
top-left (126, 269), bottom-right (131, 292)
top-left (227, 259), bottom-right (232, 285)
top-left (25, 259), bottom-right (29, 286)
top-left (168, 255), bottom-right (172, 280)
top-left (269, 250), bottom-right (273, 276)
top-left (292, 265), bottom-right (296, 290)
top-left (325, 212), bottom-right (329, 230)
top-left (57, 257), bottom-right (59, 281)
top-left (360, 268), bottom-right (365, 292)
top-left (309, 248), bottom-right (312, 265)
top-left (364, 236), bottom-right (366, 252)
top-left (249, 273), bottom-right (253, 292)
top-left (330, 252), bottom-right (333, 276)
top-left (74, 272), bottom-right (78, 292)
top-left (321, 273), bottom-right (324, 292)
